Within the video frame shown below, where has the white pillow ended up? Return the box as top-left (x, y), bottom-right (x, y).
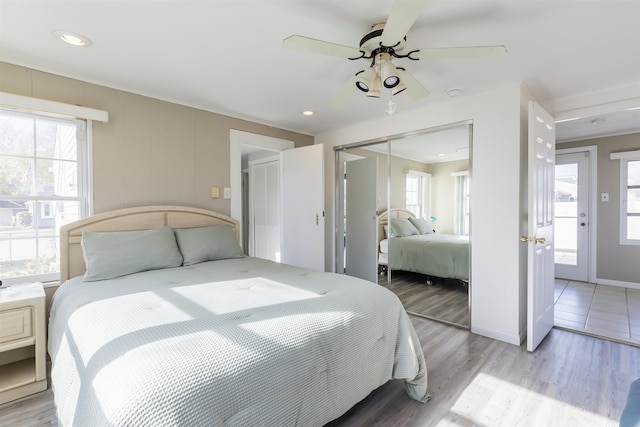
top-left (174, 225), bottom-right (245, 266)
top-left (81, 226), bottom-right (183, 281)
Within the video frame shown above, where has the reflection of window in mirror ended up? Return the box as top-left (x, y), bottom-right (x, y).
top-left (405, 170), bottom-right (431, 218)
top-left (453, 171), bottom-right (470, 235)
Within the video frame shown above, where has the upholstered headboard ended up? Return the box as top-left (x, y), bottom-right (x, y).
top-left (59, 205), bottom-right (240, 283)
top-left (376, 208), bottom-right (416, 250)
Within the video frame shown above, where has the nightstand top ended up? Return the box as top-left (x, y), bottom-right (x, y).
top-left (0, 282), bottom-right (45, 303)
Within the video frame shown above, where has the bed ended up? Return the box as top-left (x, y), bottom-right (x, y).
top-left (49, 205), bottom-right (429, 426)
top-left (377, 208), bottom-right (469, 282)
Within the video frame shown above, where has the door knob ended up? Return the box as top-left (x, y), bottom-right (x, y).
top-left (520, 236), bottom-right (545, 244)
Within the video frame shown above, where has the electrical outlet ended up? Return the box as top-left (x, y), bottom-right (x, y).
top-left (210, 187), bottom-right (220, 198)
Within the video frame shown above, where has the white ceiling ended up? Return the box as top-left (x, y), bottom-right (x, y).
top-left (1, 0), bottom-right (639, 140)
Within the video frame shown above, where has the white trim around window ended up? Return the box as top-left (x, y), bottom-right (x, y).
top-left (0, 92), bottom-right (109, 123)
top-left (611, 150), bottom-right (640, 245)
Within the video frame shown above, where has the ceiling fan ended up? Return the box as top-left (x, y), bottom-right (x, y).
top-left (283, 0), bottom-right (506, 110)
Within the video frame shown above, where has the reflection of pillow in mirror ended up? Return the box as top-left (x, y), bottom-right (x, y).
top-left (175, 225), bottom-right (245, 266)
top-left (82, 226), bottom-right (183, 281)
top-left (383, 225), bottom-right (395, 238)
top-left (409, 217), bottom-right (435, 234)
top-left (390, 218), bottom-right (420, 237)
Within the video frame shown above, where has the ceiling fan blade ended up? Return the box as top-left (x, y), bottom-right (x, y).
top-left (397, 68), bottom-right (430, 100)
top-left (381, 0), bottom-right (429, 46)
top-left (330, 77), bottom-right (359, 109)
top-left (283, 35), bottom-right (362, 59)
top-left (413, 45), bottom-right (507, 59)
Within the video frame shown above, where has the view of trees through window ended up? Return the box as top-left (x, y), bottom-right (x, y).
top-left (0, 108), bottom-right (86, 283)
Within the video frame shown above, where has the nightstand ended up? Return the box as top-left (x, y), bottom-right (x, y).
top-left (0, 283), bottom-right (47, 404)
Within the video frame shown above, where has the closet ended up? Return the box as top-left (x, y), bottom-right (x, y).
top-left (335, 121), bottom-right (472, 327)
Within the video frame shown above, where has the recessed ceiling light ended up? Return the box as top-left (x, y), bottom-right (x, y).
top-left (437, 153), bottom-right (446, 157)
top-left (301, 110), bottom-right (316, 116)
top-left (446, 87), bottom-right (462, 97)
top-left (53, 30), bottom-right (92, 47)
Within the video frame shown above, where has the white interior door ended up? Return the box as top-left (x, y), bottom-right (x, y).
top-left (281, 144), bottom-right (324, 271)
top-left (527, 101), bottom-right (556, 352)
top-left (345, 157), bottom-right (378, 283)
top-left (555, 151), bottom-right (590, 281)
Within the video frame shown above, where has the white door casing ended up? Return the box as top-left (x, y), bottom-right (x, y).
top-left (281, 144), bottom-right (325, 271)
top-left (526, 101), bottom-right (556, 352)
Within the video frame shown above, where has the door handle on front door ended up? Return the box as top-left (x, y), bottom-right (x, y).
top-left (520, 236), bottom-right (546, 244)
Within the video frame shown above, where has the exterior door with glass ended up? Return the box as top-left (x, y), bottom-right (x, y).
top-left (554, 151), bottom-right (590, 282)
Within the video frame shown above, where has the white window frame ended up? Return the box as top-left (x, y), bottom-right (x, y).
top-left (404, 170), bottom-right (431, 219)
top-left (0, 94), bottom-right (106, 285)
top-left (453, 171), bottom-right (470, 236)
top-left (611, 150), bottom-right (640, 245)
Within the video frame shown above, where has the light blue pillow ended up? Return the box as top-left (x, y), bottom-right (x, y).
top-left (81, 226), bottom-right (183, 281)
top-left (174, 225), bottom-right (245, 266)
top-left (408, 217), bottom-right (435, 234)
top-left (389, 218), bottom-right (420, 237)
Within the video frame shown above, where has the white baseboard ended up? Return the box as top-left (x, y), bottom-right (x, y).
top-left (471, 326), bottom-right (522, 346)
top-left (596, 278), bottom-right (640, 290)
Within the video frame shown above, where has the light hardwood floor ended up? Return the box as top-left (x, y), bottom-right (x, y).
top-left (1, 316), bottom-right (638, 427)
top-left (381, 270), bottom-right (469, 327)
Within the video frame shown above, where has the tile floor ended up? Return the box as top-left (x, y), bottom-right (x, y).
top-left (554, 279), bottom-right (640, 346)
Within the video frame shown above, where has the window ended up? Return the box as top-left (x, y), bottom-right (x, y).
top-left (0, 107), bottom-right (89, 284)
top-left (453, 171), bottom-right (470, 235)
top-left (405, 171), bottom-right (431, 218)
top-left (619, 155), bottom-right (640, 245)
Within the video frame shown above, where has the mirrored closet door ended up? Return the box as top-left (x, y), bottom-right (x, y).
top-left (335, 122), bottom-right (472, 328)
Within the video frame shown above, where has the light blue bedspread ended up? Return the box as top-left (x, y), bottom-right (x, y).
top-left (48, 257), bottom-right (428, 426)
top-left (390, 233), bottom-right (469, 280)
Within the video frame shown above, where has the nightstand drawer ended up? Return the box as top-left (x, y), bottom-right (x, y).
top-left (0, 307), bottom-right (33, 344)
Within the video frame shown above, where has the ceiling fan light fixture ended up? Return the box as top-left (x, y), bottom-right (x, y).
top-left (355, 67), bottom-right (377, 93)
top-left (380, 61), bottom-right (400, 89)
top-left (392, 81), bottom-right (406, 96)
top-left (366, 75), bottom-right (381, 98)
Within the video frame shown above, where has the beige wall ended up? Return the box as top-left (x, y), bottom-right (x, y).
top-left (0, 62), bottom-right (314, 216)
top-left (559, 133), bottom-right (640, 284)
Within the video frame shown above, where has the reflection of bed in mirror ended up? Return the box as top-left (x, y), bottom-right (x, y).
top-left (377, 208), bottom-right (469, 282)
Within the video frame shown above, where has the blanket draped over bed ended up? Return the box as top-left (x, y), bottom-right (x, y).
top-left (49, 257), bottom-right (428, 426)
top-left (390, 234), bottom-right (469, 281)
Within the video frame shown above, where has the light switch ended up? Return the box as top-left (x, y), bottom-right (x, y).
top-left (223, 187), bottom-right (231, 199)
top-left (601, 193), bottom-right (609, 202)
top-left (211, 186), bottom-right (220, 198)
